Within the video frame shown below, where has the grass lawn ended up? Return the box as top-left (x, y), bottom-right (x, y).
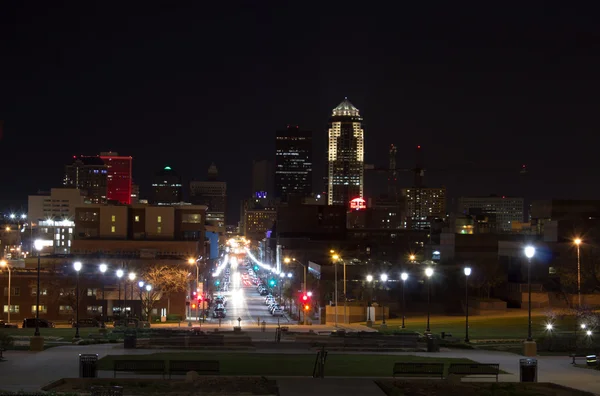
top-left (0, 327), bottom-right (107, 340)
top-left (372, 314), bottom-right (579, 340)
top-left (98, 352), bottom-right (474, 377)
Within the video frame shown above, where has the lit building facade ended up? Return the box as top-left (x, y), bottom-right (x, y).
top-left (402, 187), bottom-right (446, 230)
top-left (99, 152), bottom-right (132, 205)
top-left (64, 156), bottom-right (107, 204)
top-left (458, 196), bottom-right (524, 232)
top-left (151, 166), bottom-right (183, 205)
top-left (327, 98), bottom-right (364, 206)
top-left (275, 125), bottom-right (312, 201)
top-left (190, 163), bottom-right (226, 220)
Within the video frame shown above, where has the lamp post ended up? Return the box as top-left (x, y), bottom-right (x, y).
top-left (73, 261), bottom-right (82, 339)
top-left (33, 239), bottom-right (44, 337)
top-left (0, 260), bottom-right (11, 324)
top-left (380, 273), bottom-right (388, 325)
top-left (116, 269), bottom-right (124, 318)
top-left (409, 254), bottom-right (416, 263)
top-left (524, 246), bottom-right (536, 341)
top-left (366, 274), bottom-right (373, 325)
top-left (464, 267), bottom-right (472, 342)
top-left (188, 258), bottom-right (199, 321)
top-left (574, 238), bottom-right (582, 307)
top-left (425, 267), bottom-right (434, 333)
top-left (99, 264), bottom-right (107, 324)
top-left (332, 252), bottom-right (339, 327)
top-left (144, 284), bottom-right (152, 321)
top-left (127, 272), bottom-right (136, 317)
top-left (138, 281), bottom-right (144, 319)
top-left (400, 272), bottom-right (408, 329)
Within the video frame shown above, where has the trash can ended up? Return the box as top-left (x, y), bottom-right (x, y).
top-left (79, 354), bottom-right (98, 378)
top-left (91, 386), bottom-right (124, 396)
top-left (520, 358), bottom-right (537, 382)
top-left (123, 331), bottom-right (137, 349)
top-left (426, 335), bottom-right (439, 352)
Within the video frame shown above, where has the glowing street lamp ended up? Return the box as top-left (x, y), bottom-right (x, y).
top-left (574, 238), bottom-right (582, 307)
top-left (524, 246), bottom-right (535, 341)
top-left (400, 272), bottom-right (408, 328)
top-left (73, 261), bottom-right (82, 339)
top-left (464, 267), bottom-right (472, 342)
top-left (425, 267), bottom-right (434, 332)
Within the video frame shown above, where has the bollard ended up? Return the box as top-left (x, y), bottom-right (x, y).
top-left (261, 320), bottom-right (266, 332)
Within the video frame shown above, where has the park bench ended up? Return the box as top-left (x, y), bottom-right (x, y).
top-left (392, 362), bottom-right (444, 379)
top-left (447, 363), bottom-right (500, 381)
top-left (113, 360), bottom-right (165, 378)
top-left (169, 360), bottom-right (220, 378)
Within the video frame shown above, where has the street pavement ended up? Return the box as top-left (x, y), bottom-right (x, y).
top-left (2, 342), bottom-right (600, 395)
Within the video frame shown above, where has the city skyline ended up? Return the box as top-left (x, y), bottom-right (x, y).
top-left (1, 3), bottom-right (599, 222)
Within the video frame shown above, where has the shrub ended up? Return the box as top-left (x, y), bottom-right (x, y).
top-left (0, 333), bottom-right (14, 349)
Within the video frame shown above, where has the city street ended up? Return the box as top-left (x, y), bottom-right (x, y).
top-left (205, 255), bottom-right (291, 328)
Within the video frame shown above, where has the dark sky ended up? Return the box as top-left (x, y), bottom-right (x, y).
top-left (1, 3), bottom-right (599, 222)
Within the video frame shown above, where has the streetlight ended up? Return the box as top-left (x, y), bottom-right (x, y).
top-left (574, 238), bottom-right (582, 307)
top-left (33, 239), bottom-right (44, 337)
top-left (409, 254), bottom-right (416, 262)
top-left (116, 269), bottom-right (124, 318)
top-left (380, 274), bottom-right (388, 325)
top-left (99, 264), bottom-right (107, 323)
top-left (524, 246), bottom-right (536, 341)
top-left (144, 284), bottom-right (152, 321)
top-left (73, 261), bottom-right (82, 339)
top-left (366, 274), bottom-right (373, 323)
top-left (0, 260), bottom-right (11, 324)
top-left (127, 272), bottom-right (136, 317)
top-left (332, 253), bottom-right (340, 327)
top-left (464, 267), bottom-right (472, 343)
top-left (188, 257), bottom-right (199, 322)
top-left (425, 267), bottom-right (434, 333)
top-left (400, 272), bottom-right (408, 329)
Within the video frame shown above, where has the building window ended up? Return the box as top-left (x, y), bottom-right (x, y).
top-left (31, 288), bottom-right (48, 296)
top-left (157, 216), bottom-right (162, 223)
top-left (111, 215), bottom-right (116, 222)
top-left (111, 226), bottom-right (116, 233)
top-left (134, 215), bottom-right (140, 222)
top-left (31, 305), bottom-right (47, 314)
top-left (157, 226), bottom-right (162, 234)
top-left (182, 214), bottom-right (202, 223)
top-left (87, 306), bottom-right (102, 313)
top-left (3, 305), bottom-right (19, 313)
top-left (59, 305), bottom-right (73, 314)
top-left (87, 288), bottom-right (98, 297)
top-left (3, 287), bottom-right (20, 296)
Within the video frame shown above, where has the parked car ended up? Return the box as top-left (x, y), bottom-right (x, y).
top-left (22, 318), bottom-right (55, 328)
top-left (0, 320), bottom-right (17, 328)
top-left (113, 318), bottom-right (140, 328)
top-left (72, 318), bottom-right (101, 328)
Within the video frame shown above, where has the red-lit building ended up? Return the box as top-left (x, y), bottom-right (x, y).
top-left (100, 152), bottom-right (132, 205)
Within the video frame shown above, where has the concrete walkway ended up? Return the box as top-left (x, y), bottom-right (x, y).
top-left (1, 344), bottom-right (599, 395)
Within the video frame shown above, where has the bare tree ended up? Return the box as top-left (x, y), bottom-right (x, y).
top-left (141, 264), bottom-right (189, 315)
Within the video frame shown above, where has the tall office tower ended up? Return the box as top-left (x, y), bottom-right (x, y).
top-left (64, 155), bottom-right (108, 204)
top-left (327, 98), bottom-right (364, 206)
top-left (99, 152), bottom-right (132, 205)
top-left (151, 166), bottom-right (183, 205)
top-left (275, 125), bottom-right (312, 201)
top-left (458, 195), bottom-right (524, 232)
top-left (402, 187), bottom-right (446, 230)
top-left (252, 159), bottom-right (274, 198)
top-left (190, 163), bottom-right (227, 225)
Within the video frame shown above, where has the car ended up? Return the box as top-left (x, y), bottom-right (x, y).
top-left (272, 308), bottom-right (284, 316)
top-left (213, 307), bottom-right (226, 318)
top-left (259, 289), bottom-right (269, 296)
top-left (22, 318), bottom-right (55, 328)
top-left (0, 320), bottom-right (17, 328)
top-left (113, 318), bottom-right (140, 328)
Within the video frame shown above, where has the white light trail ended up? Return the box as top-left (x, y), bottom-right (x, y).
top-left (244, 247), bottom-right (278, 273)
top-left (212, 254), bottom-right (229, 277)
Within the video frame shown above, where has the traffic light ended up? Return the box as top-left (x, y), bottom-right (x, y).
top-left (215, 280), bottom-right (221, 286)
top-left (304, 304), bottom-right (310, 311)
top-left (253, 265), bottom-right (259, 271)
top-left (191, 303), bottom-right (196, 309)
top-left (269, 278), bottom-right (276, 287)
top-left (301, 294), bottom-right (308, 302)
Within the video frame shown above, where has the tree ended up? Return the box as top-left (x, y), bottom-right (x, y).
top-left (469, 258), bottom-right (505, 299)
top-left (141, 264), bottom-right (189, 315)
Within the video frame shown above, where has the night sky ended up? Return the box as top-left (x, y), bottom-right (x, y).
top-left (1, 3), bottom-right (599, 222)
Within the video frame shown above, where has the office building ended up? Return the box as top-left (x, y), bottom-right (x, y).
top-left (130, 183), bottom-right (140, 204)
top-left (190, 163), bottom-right (227, 217)
top-left (99, 152), bottom-right (132, 205)
top-left (151, 166), bottom-right (183, 205)
top-left (252, 159), bottom-right (274, 198)
top-left (241, 197), bottom-right (276, 241)
top-left (458, 195), bottom-right (524, 232)
top-left (63, 156), bottom-right (107, 204)
top-left (402, 187), bottom-right (446, 230)
top-left (275, 125), bottom-right (312, 201)
top-left (327, 98), bottom-right (364, 206)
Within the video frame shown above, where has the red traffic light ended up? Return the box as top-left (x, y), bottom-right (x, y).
top-left (302, 294), bottom-right (308, 301)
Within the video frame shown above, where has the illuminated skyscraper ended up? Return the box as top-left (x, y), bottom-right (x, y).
top-left (327, 98), bottom-right (364, 206)
top-left (99, 152), bottom-right (132, 205)
top-left (275, 125), bottom-right (312, 201)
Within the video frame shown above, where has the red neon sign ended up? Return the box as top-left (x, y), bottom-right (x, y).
top-left (349, 197), bottom-right (366, 210)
